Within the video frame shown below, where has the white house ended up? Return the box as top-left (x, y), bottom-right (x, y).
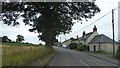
top-left (62, 39), bottom-right (72, 48)
top-left (62, 25), bottom-right (119, 54)
top-left (62, 37), bottom-right (79, 48)
top-left (80, 25), bottom-right (99, 46)
top-left (62, 25), bottom-right (99, 49)
top-left (89, 34), bottom-right (119, 54)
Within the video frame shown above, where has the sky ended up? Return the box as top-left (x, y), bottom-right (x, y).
top-left (0, 0), bottom-right (120, 44)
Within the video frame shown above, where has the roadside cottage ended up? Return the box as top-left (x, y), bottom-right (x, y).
top-left (62, 25), bottom-right (99, 48)
top-left (62, 25), bottom-right (119, 54)
top-left (80, 25), bottom-right (99, 47)
top-left (62, 39), bottom-right (72, 48)
top-left (89, 34), bottom-right (119, 54)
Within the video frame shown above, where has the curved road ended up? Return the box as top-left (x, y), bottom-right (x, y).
top-left (47, 46), bottom-right (118, 67)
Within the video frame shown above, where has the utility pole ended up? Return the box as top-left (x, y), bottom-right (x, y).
top-left (112, 9), bottom-right (115, 56)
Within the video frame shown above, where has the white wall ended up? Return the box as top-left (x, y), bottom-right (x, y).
top-left (101, 43), bottom-right (118, 54)
top-left (89, 43), bottom-right (119, 54)
top-left (89, 44), bottom-right (99, 52)
top-left (62, 40), bottom-right (71, 47)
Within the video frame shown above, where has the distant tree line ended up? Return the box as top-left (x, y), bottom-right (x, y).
top-left (1, 36), bottom-right (12, 43)
top-left (1, 35), bottom-right (24, 43)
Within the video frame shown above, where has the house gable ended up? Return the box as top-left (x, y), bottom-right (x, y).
top-left (80, 25), bottom-right (99, 45)
top-left (85, 31), bottom-right (99, 45)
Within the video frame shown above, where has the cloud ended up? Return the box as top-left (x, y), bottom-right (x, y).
top-left (0, 19), bottom-right (41, 44)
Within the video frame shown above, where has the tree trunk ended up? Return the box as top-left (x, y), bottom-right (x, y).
top-left (45, 41), bottom-right (52, 48)
top-left (43, 31), bottom-right (53, 48)
top-left (44, 35), bottom-right (53, 48)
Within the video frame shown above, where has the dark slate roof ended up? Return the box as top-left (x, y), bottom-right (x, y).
top-left (63, 32), bottom-right (94, 43)
top-left (82, 32), bottom-right (93, 40)
top-left (89, 34), bottom-right (117, 44)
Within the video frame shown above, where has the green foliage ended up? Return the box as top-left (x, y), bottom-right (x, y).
top-left (78, 43), bottom-right (85, 51)
top-left (1, 2), bottom-right (100, 47)
top-left (68, 43), bottom-right (77, 49)
top-left (16, 35), bottom-right (24, 43)
top-left (39, 43), bottom-right (43, 45)
top-left (2, 36), bottom-right (12, 43)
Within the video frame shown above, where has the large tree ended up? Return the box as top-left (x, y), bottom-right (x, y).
top-left (2, 36), bottom-right (12, 43)
top-left (1, 2), bottom-right (100, 47)
top-left (16, 35), bottom-right (24, 43)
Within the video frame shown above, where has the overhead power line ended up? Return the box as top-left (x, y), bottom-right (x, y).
top-left (80, 11), bottom-right (112, 30)
top-left (80, 5), bottom-right (120, 31)
top-left (66, 5), bottom-right (120, 39)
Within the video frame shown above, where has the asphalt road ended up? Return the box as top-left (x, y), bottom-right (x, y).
top-left (47, 46), bottom-right (118, 67)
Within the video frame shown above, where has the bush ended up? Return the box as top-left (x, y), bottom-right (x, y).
top-left (78, 43), bottom-right (85, 51)
top-left (68, 43), bottom-right (77, 49)
top-left (78, 45), bottom-right (85, 51)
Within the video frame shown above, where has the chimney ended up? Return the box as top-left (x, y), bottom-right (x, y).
top-left (76, 35), bottom-right (79, 39)
top-left (83, 31), bottom-right (85, 37)
top-left (93, 25), bottom-right (97, 32)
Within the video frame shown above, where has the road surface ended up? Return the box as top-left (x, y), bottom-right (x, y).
top-left (47, 46), bottom-right (118, 67)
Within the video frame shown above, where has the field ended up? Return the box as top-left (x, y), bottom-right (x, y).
top-left (2, 43), bottom-right (54, 66)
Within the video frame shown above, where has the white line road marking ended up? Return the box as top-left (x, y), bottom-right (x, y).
top-left (80, 59), bottom-right (89, 66)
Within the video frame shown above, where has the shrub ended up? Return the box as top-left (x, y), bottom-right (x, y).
top-left (78, 45), bottom-right (85, 51)
top-left (68, 43), bottom-right (77, 49)
top-left (78, 43), bottom-right (85, 51)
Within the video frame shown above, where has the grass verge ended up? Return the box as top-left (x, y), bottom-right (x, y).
top-left (2, 43), bottom-right (54, 67)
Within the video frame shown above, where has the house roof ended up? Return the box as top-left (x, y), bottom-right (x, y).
top-left (89, 34), bottom-right (117, 44)
top-left (62, 39), bottom-right (71, 43)
top-left (82, 32), bottom-right (93, 40)
top-left (62, 31), bottom-right (94, 43)
top-left (62, 37), bottom-right (78, 43)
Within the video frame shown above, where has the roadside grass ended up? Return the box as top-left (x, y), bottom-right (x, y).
top-left (2, 43), bottom-right (54, 66)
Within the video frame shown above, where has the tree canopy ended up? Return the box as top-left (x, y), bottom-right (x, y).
top-left (1, 2), bottom-right (100, 47)
top-left (2, 36), bottom-right (12, 43)
top-left (16, 35), bottom-right (24, 43)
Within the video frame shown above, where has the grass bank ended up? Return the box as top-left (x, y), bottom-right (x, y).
top-left (2, 43), bottom-right (54, 66)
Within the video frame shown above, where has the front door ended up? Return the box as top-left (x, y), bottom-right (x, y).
top-left (93, 45), bottom-right (96, 52)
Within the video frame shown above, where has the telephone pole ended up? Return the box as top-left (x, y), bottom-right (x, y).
top-left (112, 9), bottom-right (115, 56)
